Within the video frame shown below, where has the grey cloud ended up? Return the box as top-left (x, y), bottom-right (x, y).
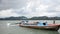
top-left (52, 0), bottom-right (60, 5)
top-left (40, 0), bottom-right (55, 5)
top-left (53, 11), bottom-right (60, 17)
top-left (0, 0), bottom-right (60, 18)
top-left (12, 9), bottom-right (29, 15)
top-left (40, 0), bottom-right (60, 5)
top-left (14, 10), bottom-right (27, 15)
top-left (40, 0), bottom-right (60, 10)
top-left (0, 0), bottom-right (28, 10)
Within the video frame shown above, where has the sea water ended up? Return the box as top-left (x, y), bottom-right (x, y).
top-left (0, 20), bottom-right (60, 34)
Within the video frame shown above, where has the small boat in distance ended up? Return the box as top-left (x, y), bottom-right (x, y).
top-left (17, 20), bottom-right (60, 31)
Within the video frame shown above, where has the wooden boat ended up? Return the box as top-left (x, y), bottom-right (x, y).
top-left (17, 23), bottom-right (60, 31)
top-left (17, 21), bottom-right (60, 31)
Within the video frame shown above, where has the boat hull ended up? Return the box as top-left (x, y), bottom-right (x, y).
top-left (18, 24), bottom-right (60, 31)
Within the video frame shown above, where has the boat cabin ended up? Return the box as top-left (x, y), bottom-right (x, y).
top-left (37, 22), bottom-right (48, 26)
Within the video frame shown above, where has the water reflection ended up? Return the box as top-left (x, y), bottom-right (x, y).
top-left (36, 30), bottom-right (59, 34)
top-left (18, 27), bottom-right (60, 34)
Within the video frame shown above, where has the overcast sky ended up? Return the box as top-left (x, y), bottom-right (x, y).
top-left (0, 0), bottom-right (60, 18)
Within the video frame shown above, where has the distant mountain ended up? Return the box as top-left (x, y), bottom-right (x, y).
top-left (0, 16), bottom-right (60, 20)
top-left (0, 16), bottom-right (27, 20)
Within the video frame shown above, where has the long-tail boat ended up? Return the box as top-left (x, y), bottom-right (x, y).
top-left (17, 21), bottom-right (60, 31)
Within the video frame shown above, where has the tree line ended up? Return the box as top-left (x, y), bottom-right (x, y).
top-left (0, 16), bottom-right (60, 20)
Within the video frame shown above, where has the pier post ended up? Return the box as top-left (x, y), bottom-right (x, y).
top-left (53, 20), bottom-right (55, 24)
top-left (53, 17), bottom-right (55, 24)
